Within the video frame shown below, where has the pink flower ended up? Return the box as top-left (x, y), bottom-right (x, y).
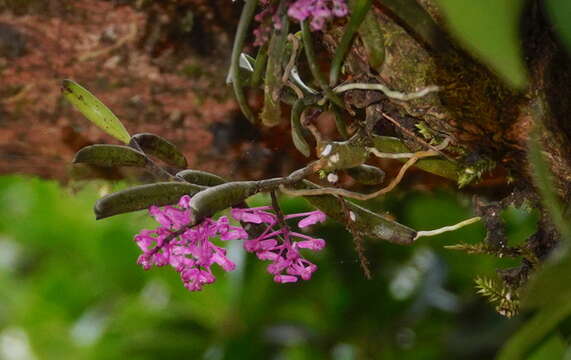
top-left (135, 197), bottom-right (238, 292)
top-left (253, 0), bottom-right (349, 47)
top-left (287, 0), bottom-right (349, 31)
top-left (291, 211), bottom-right (327, 228)
top-left (231, 207), bottom-right (327, 284)
top-left (134, 195), bottom-right (327, 291)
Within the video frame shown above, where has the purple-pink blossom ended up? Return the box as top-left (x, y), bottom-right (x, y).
top-left (288, 0), bottom-right (348, 30)
top-left (135, 195), bottom-right (243, 291)
top-left (134, 195), bottom-right (327, 291)
top-left (252, 0), bottom-right (349, 46)
top-left (232, 207), bottom-right (326, 283)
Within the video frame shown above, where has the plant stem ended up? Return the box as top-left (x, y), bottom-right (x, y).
top-left (230, 0), bottom-right (259, 123)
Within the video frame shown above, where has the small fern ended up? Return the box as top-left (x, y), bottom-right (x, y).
top-left (415, 121), bottom-right (434, 140)
top-left (475, 276), bottom-right (519, 318)
top-left (457, 157), bottom-right (496, 188)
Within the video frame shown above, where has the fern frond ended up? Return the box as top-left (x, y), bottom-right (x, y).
top-left (474, 276), bottom-right (519, 318)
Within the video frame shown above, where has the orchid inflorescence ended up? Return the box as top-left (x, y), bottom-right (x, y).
top-left (288, 0), bottom-right (348, 31)
top-left (254, 0), bottom-right (349, 46)
top-left (135, 195), bottom-right (327, 291)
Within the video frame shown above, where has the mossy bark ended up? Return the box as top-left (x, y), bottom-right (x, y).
top-left (318, 0), bottom-right (571, 272)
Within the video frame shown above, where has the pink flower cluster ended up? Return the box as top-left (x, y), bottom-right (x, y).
top-left (232, 206), bottom-right (326, 283)
top-left (134, 195), bottom-right (327, 291)
top-left (288, 0), bottom-right (349, 31)
top-left (253, 1), bottom-right (280, 47)
top-left (253, 0), bottom-right (349, 46)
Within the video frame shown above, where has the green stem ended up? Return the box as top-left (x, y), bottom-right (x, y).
top-left (230, 0), bottom-right (259, 123)
top-left (291, 99), bottom-right (311, 157)
top-left (250, 43), bottom-right (268, 87)
top-left (329, 0), bottom-right (373, 86)
top-left (300, 21), bottom-right (345, 108)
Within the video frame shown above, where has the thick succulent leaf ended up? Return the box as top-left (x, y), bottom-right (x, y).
top-left (130, 133), bottom-right (187, 168)
top-left (73, 144), bottom-right (147, 167)
top-left (329, 0), bottom-right (373, 85)
top-left (372, 136), bottom-right (458, 180)
top-left (346, 164), bottom-right (386, 185)
top-left (435, 0), bottom-right (527, 88)
top-left (320, 136), bottom-right (369, 171)
top-left (295, 180), bottom-right (416, 245)
top-left (359, 6), bottom-right (385, 71)
top-left (250, 45), bottom-right (269, 87)
top-left (176, 169), bottom-right (227, 186)
top-left (261, 9), bottom-right (289, 127)
top-left (61, 79), bottom-right (131, 144)
top-left (290, 100), bottom-right (311, 157)
top-left (229, 0), bottom-right (259, 123)
top-left (189, 181), bottom-right (259, 223)
top-left (94, 182), bottom-right (205, 219)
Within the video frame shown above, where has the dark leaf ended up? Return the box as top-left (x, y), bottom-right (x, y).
top-left (175, 169), bottom-right (227, 186)
top-left (291, 99), bottom-right (311, 157)
top-left (73, 144), bottom-right (147, 168)
top-left (95, 182), bottom-right (205, 219)
top-left (296, 180), bottom-right (416, 245)
top-left (189, 181), bottom-right (259, 223)
top-left (372, 136), bottom-right (458, 180)
top-left (131, 133), bottom-right (188, 168)
top-left (346, 164), bottom-right (386, 185)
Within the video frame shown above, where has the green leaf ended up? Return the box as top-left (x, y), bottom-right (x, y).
top-left (175, 169), bottom-right (227, 186)
top-left (251, 45), bottom-right (268, 87)
top-left (61, 79), bottom-right (131, 144)
top-left (294, 180), bottom-right (417, 245)
top-left (94, 182), bottom-right (205, 219)
top-left (229, 0), bottom-right (259, 123)
top-left (73, 144), bottom-right (147, 167)
top-left (435, 0), bottom-right (527, 88)
top-left (372, 135), bottom-right (458, 180)
top-left (329, 0), bottom-right (373, 85)
top-left (301, 21), bottom-right (345, 108)
top-left (290, 99), bottom-right (311, 157)
top-left (261, 5), bottom-right (289, 127)
top-left (346, 165), bottom-right (386, 185)
top-left (546, 0), bottom-right (571, 52)
top-left (189, 181), bottom-right (259, 223)
top-left (359, 6), bottom-right (385, 71)
top-left (497, 297), bottom-right (571, 360)
top-left (130, 133), bottom-right (188, 168)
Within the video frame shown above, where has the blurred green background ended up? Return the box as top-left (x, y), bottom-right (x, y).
top-left (2, 174), bottom-right (565, 359)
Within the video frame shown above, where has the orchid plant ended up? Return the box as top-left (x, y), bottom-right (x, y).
top-left (63, 0), bottom-right (481, 295)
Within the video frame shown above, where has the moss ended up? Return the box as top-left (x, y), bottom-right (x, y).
top-left (430, 51), bottom-right (517, 135)
top-left (457, 155), bottom-right (496, 188)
